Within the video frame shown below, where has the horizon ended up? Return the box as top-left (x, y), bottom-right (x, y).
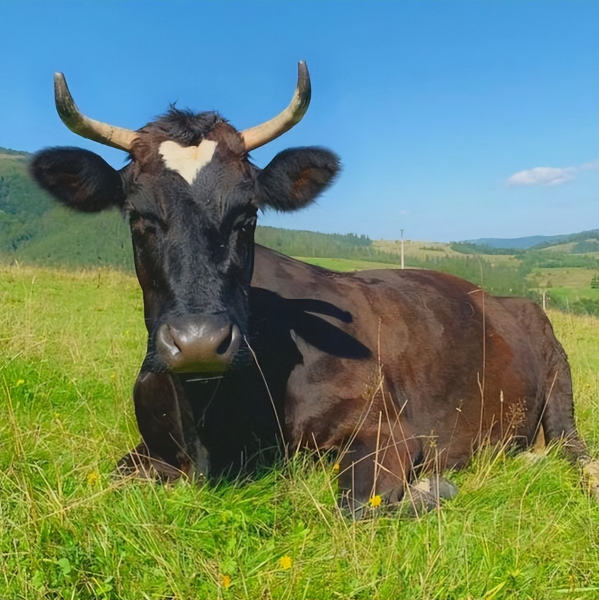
top-left (1, 1), bottom-right (597, 242)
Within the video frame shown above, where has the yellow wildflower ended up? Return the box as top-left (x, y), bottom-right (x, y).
top-left (279, 555), bottom-right (292, 570)
top-left (368, 494), bottom-right (382, 508)
top-left (332, 463), bottom-right (340, 474)
top-left (222, 575), bottom-right (231, 589)
top-left (87, 471), bottom-right (99, 485)
top-left (110, 373), bottom-right (116, 379)
top-left (16, 379), bottom-right (25, 387)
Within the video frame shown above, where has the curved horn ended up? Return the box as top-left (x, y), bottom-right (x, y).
top-left (240, 61), bottom-right (311, 152)
top-left (54, 73), bottom-right (137, 151)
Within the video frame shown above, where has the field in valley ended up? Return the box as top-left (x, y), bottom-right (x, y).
top-left (1, 263), bottom-right (598, 600)
top-left (294, 256), bottom-right (401, 271)
top-left (528, 267), bottom-right (599, 307)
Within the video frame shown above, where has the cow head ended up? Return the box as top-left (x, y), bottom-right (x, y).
top-left (30, 63), bottom-right (340, 375)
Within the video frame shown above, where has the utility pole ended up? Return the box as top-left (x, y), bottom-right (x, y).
top-left (400, 228), bottom-right (405, 269)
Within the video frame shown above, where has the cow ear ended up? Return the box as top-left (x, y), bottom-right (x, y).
top-left (257, 147), bottom-right (340, 212)
top-left (29, 147), bottom-right (126, 212)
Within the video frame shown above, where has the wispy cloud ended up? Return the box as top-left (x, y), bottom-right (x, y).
top-left (580, 160), bottom-right (599, 171)
top-left (506, 166), bottom-right (576, 187)
top-left (506, 160), bottom-right (597, 187)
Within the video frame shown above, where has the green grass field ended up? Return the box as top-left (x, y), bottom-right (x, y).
top-left (372, 240), bottom-right (518, 265)
top-left (293, 256), bottom-right (402, 271)
top-left (1, 264), bottom-right (598, 600)
top-left (527, 267), bottom-right (599, 317)
top-left (294, 255), bottom-right (522, 273)
top-left (529, 267), bottom-right (599, 301)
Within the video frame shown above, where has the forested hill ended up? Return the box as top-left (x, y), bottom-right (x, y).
top-left (465, 230), bottom-right (599, 252)
top-left (450, 230), bottom-right (599, 262)
top-left (467, 233), bottom-right (571, 249)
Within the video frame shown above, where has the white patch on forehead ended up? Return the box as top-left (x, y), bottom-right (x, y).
top-left (158, 139), bottom-right (218, 185)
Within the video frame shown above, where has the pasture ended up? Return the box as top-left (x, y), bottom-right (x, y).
top-left (529, 267), bottom-right (599, 306)
top-left (294, 256), bottom-right (401, 271)
top-left (372, 239), bottom-right (521, 266)
top-left (1, 263), bottom-right (598, 600)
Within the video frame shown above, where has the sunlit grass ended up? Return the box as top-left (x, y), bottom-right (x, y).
top-left (1, 264), bottom-right (598, 599)
top-left (293, 256), bottom-right (401, 271)
top-left (528, 267), bottom-right (599, 312)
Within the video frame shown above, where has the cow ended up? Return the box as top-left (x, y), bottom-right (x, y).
top-left (30, 63), bottom-right (597, 517)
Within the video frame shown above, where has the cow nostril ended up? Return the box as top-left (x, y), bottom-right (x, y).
top-left (216, 325), bottom-right (234, 355)
top-left (169, 327), bottom-right (182, 355)
top-left (157, 324), bottom-right (181, 357)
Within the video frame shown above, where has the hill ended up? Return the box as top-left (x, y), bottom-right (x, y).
top-left (466, 230), bottom-right (599, 250)
top-left (533, 230), bottom-right (599, 254)
top-left (467, 233), bottom-right (570, 249)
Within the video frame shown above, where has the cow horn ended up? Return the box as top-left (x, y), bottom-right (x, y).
top-left (54, 73), bottom-right (137, 151)
top-left (240, 61), bottom-right (311, 152)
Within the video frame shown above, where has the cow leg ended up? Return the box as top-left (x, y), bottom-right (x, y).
top-left (402, 475), bottom-right (460, 516)
top-left (116, 371), bottom-right (209, 482)
top-left (337, 424), bottom-right (424, 519)
top-left (541, 345), bottom-right (599, 500)
top-left (499, 298), bottom-right (598, 500)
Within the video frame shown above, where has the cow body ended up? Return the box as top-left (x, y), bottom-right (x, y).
top-left (123, 244), bottom-right (589, 511)
top-left (30, 65), bottom-right (595, 515)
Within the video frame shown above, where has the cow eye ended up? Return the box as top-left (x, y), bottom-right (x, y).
top-left (129, 209), bottom-right (141, 223)
top-left (129, 210), bottom-right (162, 226)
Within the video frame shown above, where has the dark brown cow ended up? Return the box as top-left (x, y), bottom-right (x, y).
top-left (30, 63), bottom-right (597, 516)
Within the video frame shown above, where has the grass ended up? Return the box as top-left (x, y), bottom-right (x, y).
top-left (372, 239), bottom-right (518, 265)
top-left (295, 253), bottom-right (521, 274)
top-left (529, 267), bottom-right (598, 300)
top-left (293, 256), bottom-right (402, 271)
top-left (529, 267), bottom-right (597, 290)
top-left (1, 263), bottom-right (598, 599)
top-left (373, 239), bottom-right (464, 259)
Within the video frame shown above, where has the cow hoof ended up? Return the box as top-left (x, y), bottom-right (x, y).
top-left (337, 476), bottom-right (459, 520)
top-left (115, 446), bottom-right (159, 481)
top-left (402, 476), bottom-right (459, 517)
top-left (581, 458), bottom-right (599, 502)
top-left (337, 492), bottom-right (366, 520)
top-left (519, 450), bottom-right (548, 464)
top-left (114, 445), bottom-right (208, 484)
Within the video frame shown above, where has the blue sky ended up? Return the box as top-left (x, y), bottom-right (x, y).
top-left (1, 1), bottom-right (597, 242)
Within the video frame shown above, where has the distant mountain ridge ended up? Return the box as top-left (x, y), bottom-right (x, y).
top-left (466, 231), bottom-right (599, 250)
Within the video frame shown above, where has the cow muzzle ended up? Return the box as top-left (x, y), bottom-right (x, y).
top-left (155, 316), bottom-right (242, 373)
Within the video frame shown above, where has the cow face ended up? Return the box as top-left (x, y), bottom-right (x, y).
top-left (30, 66), bottom-right (340, 376)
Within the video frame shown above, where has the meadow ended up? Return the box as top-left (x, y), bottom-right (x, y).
top-left (1, 263), bottom-right (598, 600)
top-left (528, 268), bottom-right (599, 305)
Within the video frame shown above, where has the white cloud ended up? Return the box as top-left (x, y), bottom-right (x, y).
top-left (506, 166), bottom-right (576, 187)
top-left (506, 159), bottom-right (599, 188)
